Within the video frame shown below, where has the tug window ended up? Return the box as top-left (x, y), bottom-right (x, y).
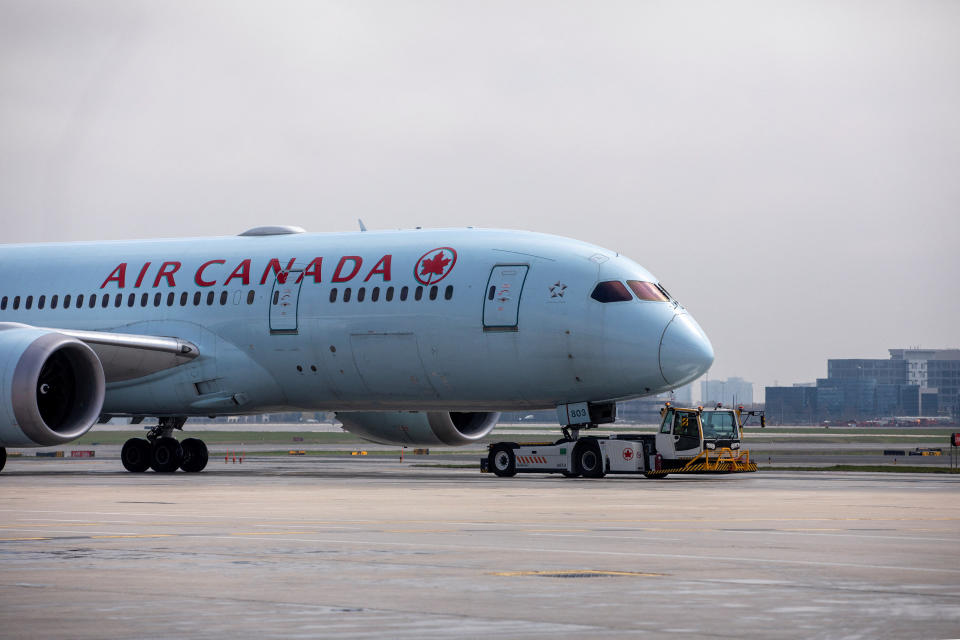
top-left (590, 281), bottom-right (632, 303)
top-left (627, 280), bottom-right (670, 302)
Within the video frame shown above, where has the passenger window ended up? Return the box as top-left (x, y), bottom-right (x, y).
top-left (444, 285), bottom-right (453, 300)
top-left (38, 295), bottom-right (46, 309)
top-left (1, 296), bottom-right (7, 310)
top-left (13, 295), bottom-right (20, 310)
top-left (140, 293), bottom-right (148, 307)
top-left (117, 294), bottom-right (124, 307)
top-left (371, 287), bottom-right (380, 302)
top-left (206, 291), bottom-right (214, 305)
top-left (180, 292), bottom-right (188, 306)
top-left (590, 281), bottom-right (632, 303)
top-left (153, 293), bottom-right (161, 307)
top-left (429, 285), bottom-right (438, 300)
top-left (101, 295), bottom-right (109, 308)
top-left (357, 287), bottom-right (366, 302)
top-left (51, 295), bottom-right (58, 309)
top-left (400, 286), bottom-right (408, 301)
top-left (386, 286), bottom-right (394, 301)
top-left (220, 291), bottom-right (228, 305)
top-left (64, 294), bottom-right (72, 308)
top-left (343, 288), bottom-right (352, 302)
top-left (329, 288), bottom-right (338, 303)
top-left (414, 286), bottom-right (423, 301)
top-left (165, 292), bottom-right (173, 306)
top-left (89, 294), bottom-right (97, 308)
top-left (128, 293), bottom-right (136, 307)
top-left (193, 292), bottom-right (201, 306)
top-left (25, 295), bottom-right (33, 310)
top-left (246, 290), bottom-right (255, 305)
top-left (627, 280), bottom-right (669, 302)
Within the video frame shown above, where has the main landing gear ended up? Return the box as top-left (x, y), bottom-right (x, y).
top-left (121, 417), bottom-right (209, 473)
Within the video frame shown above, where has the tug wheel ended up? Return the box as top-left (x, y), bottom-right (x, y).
top-left (575, 441), bottom-right (605, 478)
top-left (488, 444), bottom-right (517, 477)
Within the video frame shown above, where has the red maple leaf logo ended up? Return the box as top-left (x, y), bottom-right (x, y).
top-left (420, 252), bottom-right (451, 278)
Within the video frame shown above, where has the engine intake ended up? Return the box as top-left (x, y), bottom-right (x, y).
top-left (335, 410), bottom-right (500, 446)
top-left (0, 325), bottom-right (106, 447)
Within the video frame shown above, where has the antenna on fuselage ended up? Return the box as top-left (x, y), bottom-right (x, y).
top-left (358, 219), bottom-right (368, 232)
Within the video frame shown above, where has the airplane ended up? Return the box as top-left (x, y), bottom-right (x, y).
top-left (0, 225), bottom-right (713, 473)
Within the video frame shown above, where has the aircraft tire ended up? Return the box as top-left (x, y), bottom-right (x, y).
top-left (150, 437), bottom-right (183, 473)
top-left (121, 438), bottom-right (151, 473)
top-left (488, 444), bottom-right (516, 477)
top-left (180, 438), bottom-right (208, 473)
top-left (575, 441), bottom-right (605, 478)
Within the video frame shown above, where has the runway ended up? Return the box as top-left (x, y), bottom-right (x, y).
top-left (1, 458), bottom-right (959, 639)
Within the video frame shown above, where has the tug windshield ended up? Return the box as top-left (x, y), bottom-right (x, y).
top-left (700, 411), bottom-right (738, 439)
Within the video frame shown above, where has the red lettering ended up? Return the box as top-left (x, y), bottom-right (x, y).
top-left (152, 261), bottom-right (181, 287)
top-left (332, 256), bottom-right (363, 283)
top-left (224, 259), bottom-right (251, 286)
top-left (296, 257), bottom-right (323, 284)
top-left (134, 262), bottom-right (152, 288)
top-left (364, 255), bottom-right (392, 282)
top-left (259, 258), bottom-right (296, 285)
top-left (195, 259), bottom-right (226, 287)
top-left (100, 263), bottom-right (127, 289)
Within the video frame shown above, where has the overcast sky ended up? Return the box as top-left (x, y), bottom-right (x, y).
top-left (1, 1), bottom-right (958, 398)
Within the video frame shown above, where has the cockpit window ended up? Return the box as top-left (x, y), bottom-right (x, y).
top-left (590, 281), bottom-right (633, 303)
top-left (627, 280), bottom-right (670, 302)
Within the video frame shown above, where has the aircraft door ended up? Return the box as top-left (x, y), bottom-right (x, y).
top-left (483, 265), bottom-right (529, 330)
top-left (269, 269), bottom-right (303, 334)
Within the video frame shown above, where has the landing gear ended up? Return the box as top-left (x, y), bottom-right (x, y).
top-left (150, 437), bottom-right (183, 473)
top-left (121, 438), bottom-right (151, 472)
top-left (121, 417), bottom-right (209, 473)
top-left (179, 438), bottom-right (209, 473)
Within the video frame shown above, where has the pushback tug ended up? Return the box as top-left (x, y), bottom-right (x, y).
top-left (481, 403), bottom-right (764, 478)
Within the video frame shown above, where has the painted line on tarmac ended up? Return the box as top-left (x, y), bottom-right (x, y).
top-left (210, 535), bottom-right (960, 575)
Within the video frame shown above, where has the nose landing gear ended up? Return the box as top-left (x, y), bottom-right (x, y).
top-left (121, 417), bottom-right (209, 473)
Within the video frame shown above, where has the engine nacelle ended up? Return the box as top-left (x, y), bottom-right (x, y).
top-left (0, 325), bottom-right (106, 447)
top-left (335, 411), bottom-right (500, 446)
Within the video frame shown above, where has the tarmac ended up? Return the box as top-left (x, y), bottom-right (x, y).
top-left (1, 457), bottom-right (959, 639)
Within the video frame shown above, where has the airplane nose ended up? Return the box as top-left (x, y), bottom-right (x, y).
top-left (659, 313), bottom-right (714, 387)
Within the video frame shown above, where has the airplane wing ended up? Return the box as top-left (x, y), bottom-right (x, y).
top-left (42, 327), bottom-right (199, 383)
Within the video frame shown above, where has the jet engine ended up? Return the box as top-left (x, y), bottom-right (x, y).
top-left (0, 325), bottom-right (105, 447)
top-left (335, 411), bottom-right (500, 446)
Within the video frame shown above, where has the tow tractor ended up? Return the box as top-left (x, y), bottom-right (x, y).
top-left (481, 402), bottom-right (763, 478)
